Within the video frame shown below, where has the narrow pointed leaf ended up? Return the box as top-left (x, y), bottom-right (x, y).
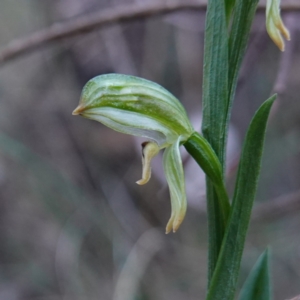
top-left (226, 0), bottom-right (259, 128)
top-left (222, 0), bottom-right (260, 177)
top-left (206, 95), bottom-right (276, 300)
top-left (202, 0), bottom-right (229, 282)
top-left (224, 0), bottom-right (236, 24)
top-left (203, 1), bottom-right (259, 281)
top-left (239, 249), bottom-right (271, 300)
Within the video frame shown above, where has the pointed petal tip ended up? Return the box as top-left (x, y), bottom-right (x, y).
top-left (173, 218), bottom-right (183, 233)
top-left (272, 36), bottom-right (285, 51)
top-left (165, 215), bottom-right (184, 234)
top-left (72, 104), bottom-right (85, 115)
top-left (165, 219), bottom-right (173, 234)
top-left (277, 21), bottom-right (290, 41)
top-left (283, 30), bottom-right (290, 41)
top-left (136, 178), bottom-right (149, 185)
top-left (164, 221), bottom-right (181, 234)
top-left (266, 0), bottom-right (290, 52)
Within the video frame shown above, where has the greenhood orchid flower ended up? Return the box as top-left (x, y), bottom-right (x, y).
top-left (73, 74), bottom-right (229, 233)
top-left (266, 0), bottom-right (290, 51)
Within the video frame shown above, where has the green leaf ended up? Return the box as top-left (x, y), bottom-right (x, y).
top-left (225, 0), bottom-right (259, 132)
top-left (224, 0), bottom-right (236, 24)
top-left (202, 0), bottom-right (229, 282)
top-left (239, 249), bottom-right (272, 300)
top-left (206, 95), bottom-right (276, 300)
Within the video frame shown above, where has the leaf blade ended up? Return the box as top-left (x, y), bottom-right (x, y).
top-left (239, 249), bottom-right (272, 300)
top-left (206, 95), bottom-right (276, 300)
top-left (226, 0), bottom-right (259, 129)
top-left (224, 0), bottom-right (236, 24)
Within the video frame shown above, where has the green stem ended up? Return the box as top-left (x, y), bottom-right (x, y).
top-left (201, 0), bottom-right (228, 281)
top-left (184, 132), bottom-right (230, 228)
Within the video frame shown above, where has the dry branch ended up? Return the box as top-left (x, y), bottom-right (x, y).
top-left (0, 1), bottom-right (206, 64)
top-left (0, 1), bottom-right (299, 65)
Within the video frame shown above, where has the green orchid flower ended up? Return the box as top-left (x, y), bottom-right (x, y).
top-left (73, 74), bottom-right (229, 233)
top-left (266, 0), bottom-right (290, 51)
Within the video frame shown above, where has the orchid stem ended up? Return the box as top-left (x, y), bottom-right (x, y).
top-left (184, 132), bottom-right (230, 227)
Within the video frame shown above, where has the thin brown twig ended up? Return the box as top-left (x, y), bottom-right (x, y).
top-left (0, 1), bottom-right (299, 65)
top-left (0, 1), bottom-right (206, 65)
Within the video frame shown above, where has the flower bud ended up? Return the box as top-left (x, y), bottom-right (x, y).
top-left (266, 0), bottom-right (290, 51)
top-left (73, 74), bottom-right (229, 233)
top-left (73, 74), bottom-right (194, 232)
top-left (73, 74), bottom-right (193, 148)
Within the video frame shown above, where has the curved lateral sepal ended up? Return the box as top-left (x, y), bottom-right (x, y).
top-left (163, 137), bottom-right (187, 234)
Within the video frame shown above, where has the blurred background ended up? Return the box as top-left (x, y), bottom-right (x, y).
top-left (0, 0), bottom-right (299, 299)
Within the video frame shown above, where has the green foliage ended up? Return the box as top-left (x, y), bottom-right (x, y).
top-left (224, 0), bottom-right (236, 24)
top-left (239, 249), bottom-right (272, 300)
top-left (206, 95), bottom-right (276, 300)
top-left (71, 0), bottom-right (280, 297)
top-left (202, 0), bottom-right (261, 285)
top-left (202, 0), bottom-right (228, 167)
top-left (227, 0), bottom-right (259, 123)
top-left (202, 0), bottom-right (229, 281)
